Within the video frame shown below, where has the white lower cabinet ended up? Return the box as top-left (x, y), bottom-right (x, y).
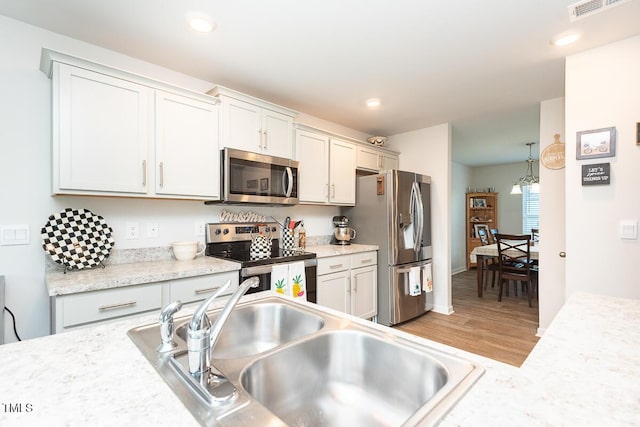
top-left (317, 251), bottom-right (377, 319)
top-left (51, 271), bottom-right (239, 333)
top-left (167, 272), bottom-right (239, 306)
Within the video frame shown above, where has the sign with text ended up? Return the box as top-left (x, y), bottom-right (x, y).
top-left (582, 163), bottom-right (610, 186)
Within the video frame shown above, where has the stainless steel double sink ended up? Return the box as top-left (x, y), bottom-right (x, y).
top-left (128, 296), bottom-right (484, 426)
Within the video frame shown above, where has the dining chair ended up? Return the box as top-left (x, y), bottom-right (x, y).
top-left (495, 233), bottom-right (538, 307)
top-left (531, 228), bottom-right (539, 242)
top-left (476, 228), bottom-right (498, 290)
top-left (489, 228), bottom-right (499, 244)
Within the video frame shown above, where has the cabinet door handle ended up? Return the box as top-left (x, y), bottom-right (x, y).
top-left (361, 259), bottom-right (372, 263)
top-left (258, 129), bottom-right (263, 150)
top-left (353, 276), bottom-right (358, 292)
top-left (325, 184), bottom-right (329, 198)
top-left (159, 162), bottom-right (164, 187)
top-left (142, 160), bottom-right (147, 186)
top-left (331, 184), bottom-right (336, 198)
top-left (98, 301), bottom-right (137, 312)
top-left (195, 286), bottom-right (221, 295)
top-left (329, 264), bottom-right (344, 269)
top-left (263, 130), bottom-right (268, 150)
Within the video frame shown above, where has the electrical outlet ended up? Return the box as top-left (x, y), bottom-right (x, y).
top-left (126, 222), bottom-right (139, 240)
top-left (195, 222), bottom-right (206, 236)
top-left (147, 223), bottom-right (159, 238)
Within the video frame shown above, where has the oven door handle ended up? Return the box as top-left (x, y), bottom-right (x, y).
top-left (241, 258), bottom-right (317, 276)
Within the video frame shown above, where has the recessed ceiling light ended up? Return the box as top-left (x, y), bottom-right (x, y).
top-left (189, 17), bottom-right (215, 33)
top-left (552, 33), bottom-right (580, 47)
top-left (186, 12), bottom-right (216, 33)
top-left (366, 98), bottom-right (381, 108)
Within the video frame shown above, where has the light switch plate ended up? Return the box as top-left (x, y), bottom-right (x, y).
top-left (619, 220), bottom-right (638, 240)
top-left (0, 225), bottom-right (30, 245)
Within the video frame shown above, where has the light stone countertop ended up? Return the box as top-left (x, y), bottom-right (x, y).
top-left (1, 291), bottom-right (639, 426)
top-left (306, 243), bottom-right (378, 258)
top-left (45, 256), bottom-right (241, 296)
top-left (45, 244), bottom-right (377, 297)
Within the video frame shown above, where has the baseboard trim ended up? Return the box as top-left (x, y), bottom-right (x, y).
top-left (536, 327), bottom-right (546, 337)
top-left (451, 267), bottom-right (467, 275)
top-left (432, 304), bottom-right (454, 315)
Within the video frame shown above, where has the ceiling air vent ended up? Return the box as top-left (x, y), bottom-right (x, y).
top-left (568, 0), bottom-right (632, 21)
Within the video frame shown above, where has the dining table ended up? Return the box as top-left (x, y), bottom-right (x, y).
top-left (470, 242), bottom-right (539, 297)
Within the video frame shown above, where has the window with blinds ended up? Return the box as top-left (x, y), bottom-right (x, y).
top-left (522, 186), bottom-right (540, 234)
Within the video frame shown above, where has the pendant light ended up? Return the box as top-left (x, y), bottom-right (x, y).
top-left (510, 142), bottom-right (539, 194)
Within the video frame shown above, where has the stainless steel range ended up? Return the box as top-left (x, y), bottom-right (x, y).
top-left (205, 222), bottom-right (318, 303)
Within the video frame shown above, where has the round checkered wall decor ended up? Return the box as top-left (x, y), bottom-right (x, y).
top-left (41, 208), bottom-right (115, 270)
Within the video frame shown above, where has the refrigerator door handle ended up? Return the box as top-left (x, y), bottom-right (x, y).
top-left (415, 181), bottom-right (424, 252)
top-left (410, 182), bottom-right (423, 253)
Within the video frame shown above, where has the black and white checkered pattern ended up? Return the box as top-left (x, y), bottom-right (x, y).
top-left (41, 208), bottom-right (115, 270)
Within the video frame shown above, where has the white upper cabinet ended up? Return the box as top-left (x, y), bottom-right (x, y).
top-left (294, 130), bottom-right (356, 206)
top-left (356, 145), bottom-right (399, 172)
top-left (42, 49), bottom-right (220, 200)
top-left (210, 87), bottom-right (297, 159)
top-left (154, 91), bottom-right (220, 199)
top-left (329, 138), bottom-right (356, 205)
top-left (55, 63), bottom-right (151, 194)
top-left (294, 129), bottom-right (330, 203)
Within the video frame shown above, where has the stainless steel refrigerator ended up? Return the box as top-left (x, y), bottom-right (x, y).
top-left (345, 170), bottom-right (433, 326)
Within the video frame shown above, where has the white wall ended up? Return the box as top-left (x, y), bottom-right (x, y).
top-left (470, 162), bottom-right (534, 234)
top-left (386, 124), bottom-right (453, 314)
top-left (0, 16), bottom-right (355, 342)
top-left (451, 162), bottom-right (470, 274)
top-left (538, 97), bottom-right (565, 334)
top-left (565, 35), bottom-right (640, 299)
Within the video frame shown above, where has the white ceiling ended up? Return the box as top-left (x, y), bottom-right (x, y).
top-left (1, 0), bottom-right (639, 166)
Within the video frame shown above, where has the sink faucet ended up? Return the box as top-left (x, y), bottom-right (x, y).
top-left (186, 277), bottom-right (259, 401)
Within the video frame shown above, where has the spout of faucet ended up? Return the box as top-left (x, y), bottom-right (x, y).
top-left (209, 277), bottom-right (260, 350)
top-left (189, 280), bottom-right (232, 331)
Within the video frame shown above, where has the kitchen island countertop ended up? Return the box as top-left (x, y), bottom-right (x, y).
top-left (1, 291), bottom-right (639, 426)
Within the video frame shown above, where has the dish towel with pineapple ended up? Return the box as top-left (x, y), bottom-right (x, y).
top-left (287, 261), bottom-right (307, 301)
top-left (270, 264), bottom-right (290, 296)
top-left (270, 262), bottom-right (307, 301)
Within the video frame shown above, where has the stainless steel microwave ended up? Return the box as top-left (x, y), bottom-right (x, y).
top-left (219, 148), bottom-right (299, 205)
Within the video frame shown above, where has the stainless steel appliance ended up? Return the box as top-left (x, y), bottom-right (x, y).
top-left (205, 222), bottom-right (317, 303)
top-left (345, 170), bottom-right (433, 326)
top-left (211, 148), bottom-right (299, 205)
top-left (330, 215), bottom-right (357, 245)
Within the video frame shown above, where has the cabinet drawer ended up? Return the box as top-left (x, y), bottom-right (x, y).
top-left (169, 272), bottom-right (239, 304)
top-left (350, 251), bottom-right (377, 268)
top-left (317, 255), bottom-right (350, 275)
top-left (61, 283), bottom-right (161, 328)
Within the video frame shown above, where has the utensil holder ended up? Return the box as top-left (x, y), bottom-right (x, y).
top-left (281, 228), bottom-right (295, 251)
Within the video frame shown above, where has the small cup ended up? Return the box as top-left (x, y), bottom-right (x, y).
top-left (170, 241), bottom-right (205, 261)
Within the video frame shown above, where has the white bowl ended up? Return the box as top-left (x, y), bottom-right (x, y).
top-left (170, 241), bottom-right (204, 261)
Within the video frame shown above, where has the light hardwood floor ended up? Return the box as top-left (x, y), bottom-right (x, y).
top-left (395, 269), bottom-right (539, 367)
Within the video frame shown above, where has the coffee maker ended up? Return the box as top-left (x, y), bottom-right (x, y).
top-left (331, 215), bottom-right (357, 245)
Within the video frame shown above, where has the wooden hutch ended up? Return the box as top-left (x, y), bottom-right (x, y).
top-left (466, 192), bottom-right (499, 269)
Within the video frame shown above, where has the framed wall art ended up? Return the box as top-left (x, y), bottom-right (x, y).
top-left (636, 122), bottom-right (640, 145)
top-left (576, 127), bottom-right (616, 160)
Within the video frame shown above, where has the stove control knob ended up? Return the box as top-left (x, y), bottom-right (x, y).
top-left (223, 228), bottom-right (229, 235)
top-left (270, 226), bottom-right (277, 232)
top-left (214, 229), bottom-right (221, 235)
